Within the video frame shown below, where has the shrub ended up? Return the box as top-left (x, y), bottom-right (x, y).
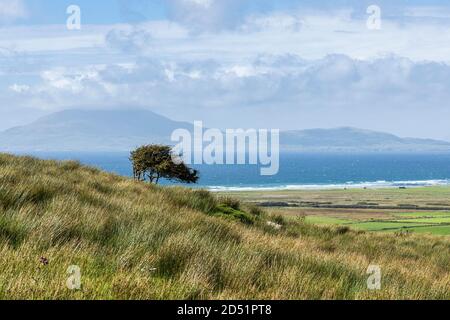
top-left (272, 214), bottom-right (286, 226)
top-left (219, 197), bottom-right (241, 210)
top-left (335, 226), bottom-right (351, 235)
top-left (214, 204), bottom-right (256, 225)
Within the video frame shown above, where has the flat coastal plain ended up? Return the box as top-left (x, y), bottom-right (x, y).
top-left (225, 187), bottom-right (450, 235)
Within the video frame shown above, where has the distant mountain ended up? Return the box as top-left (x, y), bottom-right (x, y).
top-left (0, 109), bottom-right (192, 152)
top-left (280, 128), bottom-right (450, 153)
top-left (0, 109), bottom-right (449, 153)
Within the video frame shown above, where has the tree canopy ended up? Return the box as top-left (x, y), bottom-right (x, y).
top-left (130, 145), bottom-right (199, 185)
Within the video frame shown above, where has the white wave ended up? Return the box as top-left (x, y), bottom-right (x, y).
top-left (207, 179), bottom-right (450, 192)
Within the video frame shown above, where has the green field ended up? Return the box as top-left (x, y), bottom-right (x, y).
top-left (303, 213), bottom-right (450, 234)
top-left (226, 188), bottom-right (450, 236)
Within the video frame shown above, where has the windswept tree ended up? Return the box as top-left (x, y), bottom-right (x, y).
top-left (130, 144), bottom-right (199, 185)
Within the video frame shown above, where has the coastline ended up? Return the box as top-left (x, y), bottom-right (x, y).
top-left (208, 179), bottom-right (450, 192)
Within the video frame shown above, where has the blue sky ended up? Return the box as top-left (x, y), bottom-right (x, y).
top-left (2, 0), bottom-right (450, 140)
top-left (12, 0), bottom-right (450, 25)
top-left (21, 0), bottom-right (166, 25)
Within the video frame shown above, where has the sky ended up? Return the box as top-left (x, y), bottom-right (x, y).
top-left (1, 0), bottom-right (450, 140)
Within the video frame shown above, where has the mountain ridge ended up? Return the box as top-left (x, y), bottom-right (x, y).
top-left (0, 109), bottom-right (449, 153)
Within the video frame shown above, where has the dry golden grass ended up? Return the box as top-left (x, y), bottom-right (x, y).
top-left (0, 153), bottom-right (449, 300)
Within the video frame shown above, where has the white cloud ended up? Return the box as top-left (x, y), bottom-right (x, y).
top-left (4, 54), bottom-right (450, 139)
top-left (240, 13), bottom-right (303, 32)
top-left (106, 26), bottom-right (154, 52)
top-left (404, 6), bottom-right (450, 19)
top-left (2, 5), bottom-right (450, 140)
top-left (2, 9), bottom-right (450, 63)
top-left (9, 83), bottom-right (29, 93)
top-left (166, 0), bottom-right (246, 32)
top-left (99, 9), bottom-right (450, 63)
top-left (0, 0), bottom-right (27, 23)
top-left (184, 0), bottom-right (214, 8)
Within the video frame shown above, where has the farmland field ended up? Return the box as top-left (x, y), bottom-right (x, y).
top-left (224, 187), bottom-right (450, 235)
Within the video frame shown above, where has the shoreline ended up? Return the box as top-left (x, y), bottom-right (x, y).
top-left (207, 179), bottom-right (450, 192)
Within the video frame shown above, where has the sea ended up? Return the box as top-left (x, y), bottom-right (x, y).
top-left (18, 152), bottom-right (450, 191)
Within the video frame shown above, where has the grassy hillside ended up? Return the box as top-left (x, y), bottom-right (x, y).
top-left (0, 154), bottom-right (449, 299)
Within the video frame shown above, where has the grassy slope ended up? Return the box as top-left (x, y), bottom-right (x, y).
top-left (0, 154), bottom-right (449, 300)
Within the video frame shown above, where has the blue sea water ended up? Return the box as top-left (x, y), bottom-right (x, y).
top-left (20, 152), bottom-right (450, 191)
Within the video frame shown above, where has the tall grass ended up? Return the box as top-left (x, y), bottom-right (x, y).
top-left (0, 153), bottom-right (448, 299)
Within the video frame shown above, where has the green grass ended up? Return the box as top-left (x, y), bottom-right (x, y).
top-left (393, 217), bottom-right (450, 224)
top-left (304, 214), bottom-right (450, 234)
top-left (305, 215), bottom-right (450, 235)
top-left (349, 221), bottom-right (435, 232)
top-left (304, 216), bottom-right (352, 225)
top-left (407, 226), bottom-right (450, 235)
top-left (0, 153), bottom-right (449, 300)
top-left (394, 211), bottom-right (450, 218)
